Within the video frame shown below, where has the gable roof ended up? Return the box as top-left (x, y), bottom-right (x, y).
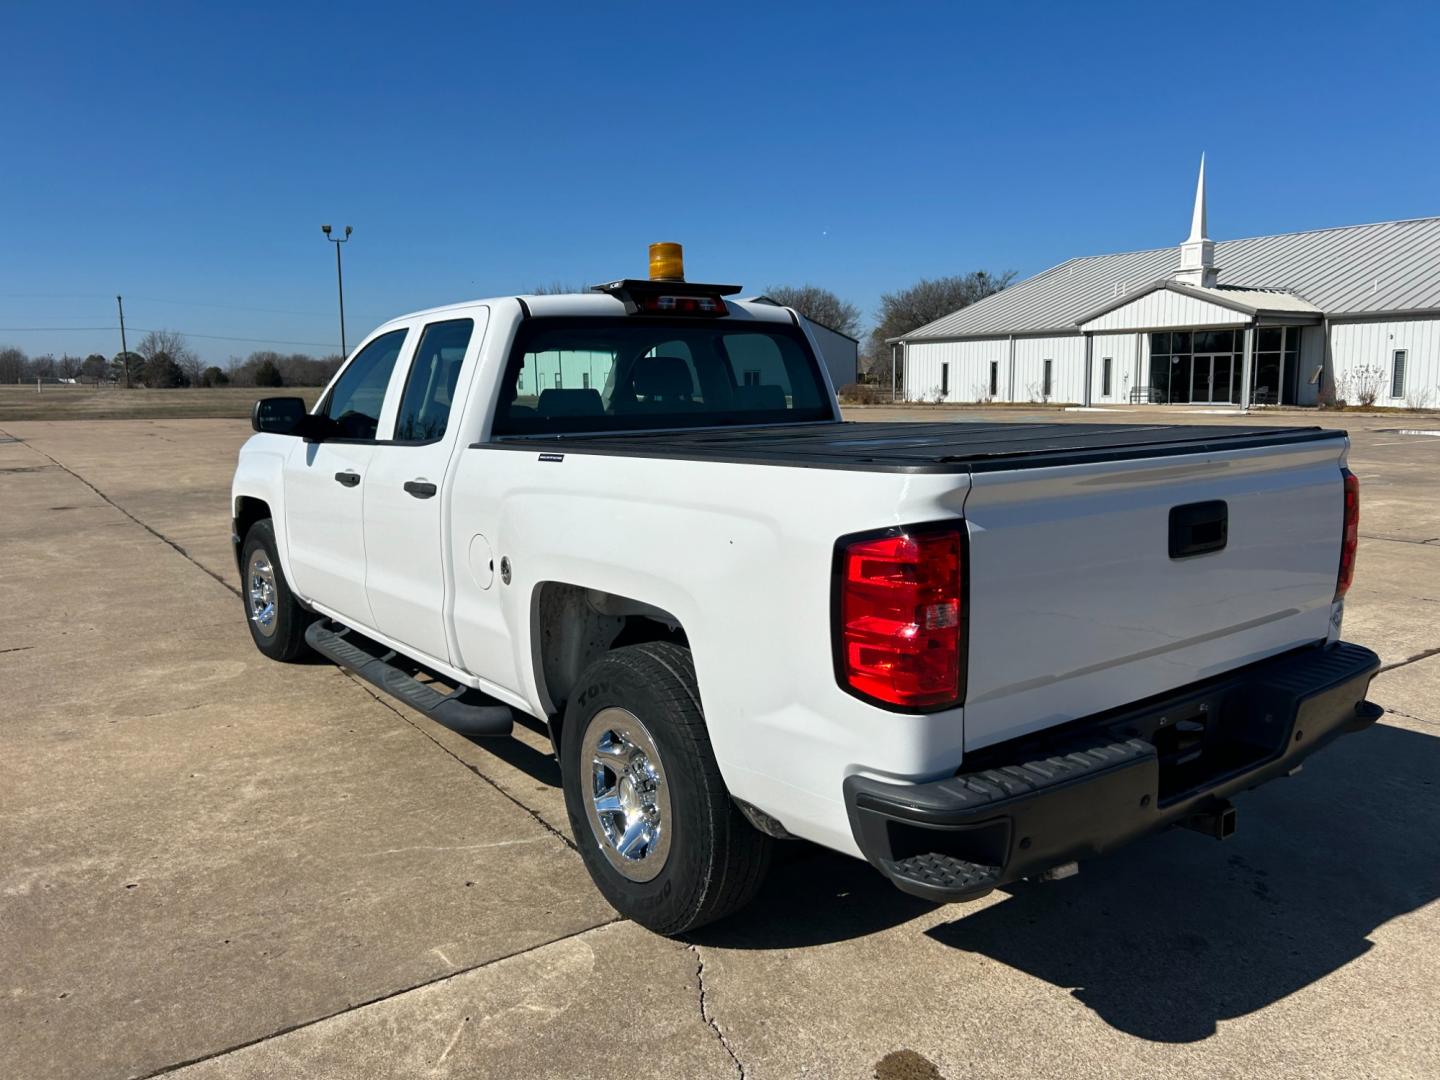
top-left (1075, 280), bottom-right (1322, 328)
top-left (894, 215), bottom-right (1440, 341)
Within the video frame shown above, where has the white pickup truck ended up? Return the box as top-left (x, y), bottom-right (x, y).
top-left (232, 251), bottom-right (1380, 934)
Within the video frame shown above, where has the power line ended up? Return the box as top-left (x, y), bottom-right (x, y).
top-left (129, 327), bottom-right (341, 348)
top-left (0, 290), bottom-right (382, 321)
top-left (0, 325), bottom-right (340, 349)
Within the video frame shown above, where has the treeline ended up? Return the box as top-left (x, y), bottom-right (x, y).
top-left (226, 351), bottom-right (345, 388)
top-left (5, 273), bottom-right (1017, 393)
top-left (0, 330), bottom-right (342, 389)
top-left (765, 270), bottom-right (1017, 385)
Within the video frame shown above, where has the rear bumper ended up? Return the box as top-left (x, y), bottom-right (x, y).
top-left (843, 641), bottom-right (1381, 903)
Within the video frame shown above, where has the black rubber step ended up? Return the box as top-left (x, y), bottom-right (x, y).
top-left (305, 621), bottom-right (513, 737)
top-left (883, 852), bottom-right (1000, 900)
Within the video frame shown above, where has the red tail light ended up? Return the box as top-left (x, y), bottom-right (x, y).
top-left (836, 528), bottom-right (964, 709)
top-left (1336, 469), bottom-right (1360, 599)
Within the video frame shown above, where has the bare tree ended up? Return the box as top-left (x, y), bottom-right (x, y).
top-left (81, 354), bottom-right (109, 385)
top-left (143, 353), bottom-right (187, 388)
top-left (0, 346), bottom-right (26, 383)
top-left (865, 271), bottom-right (1016, 384)
top-left (529, 282), bottom-right (583, 294)
top-left (136, 329), bottom-right (202, 387)
top-left (58, 354), bottom-right (83, 379)
top-left (762, 284), bottom-right (862, 339)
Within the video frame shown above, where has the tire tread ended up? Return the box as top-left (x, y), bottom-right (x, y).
top-left (563, 641), bottom-right (772, 934)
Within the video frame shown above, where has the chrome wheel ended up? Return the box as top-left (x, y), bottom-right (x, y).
top-left (582, 707), bottom-right (672, 882)
top-left (247, 548), bottom-right (278, 638)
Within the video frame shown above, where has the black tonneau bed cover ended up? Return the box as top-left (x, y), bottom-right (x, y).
top-left (484, 421), bottom-right (1341, 473)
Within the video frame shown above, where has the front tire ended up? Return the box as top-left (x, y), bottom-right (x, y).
top-left (560, 642), bottom-right (773, 935)
top-left (240, 518), bottom-right (314, 662)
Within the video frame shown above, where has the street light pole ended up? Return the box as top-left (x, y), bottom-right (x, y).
top-left (321, 224), bottom-right (353, 357)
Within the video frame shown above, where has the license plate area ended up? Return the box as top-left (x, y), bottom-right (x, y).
top-left (1113, 686), bottom-right (1291, 806)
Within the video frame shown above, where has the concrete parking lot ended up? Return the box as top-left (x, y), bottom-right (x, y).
top-left (2, 409), bottom-right (1437, 1080)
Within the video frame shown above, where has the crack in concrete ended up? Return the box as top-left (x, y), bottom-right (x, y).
top-left (341, 672), bottom-right (577, 851)
top-left (131, 918), bottom-right (621, 1079)
top-left (1378, 645), bottom-right (1440, 674)
top-left (688, 942), bottom-right (745, 1079)
top-left (1384, 706), bottom-right (1436, 726)
top-left (0, 426), bottom-right (240, 600)
top-left (1358, 533), bottom-right (1440, 546)
top-left (0, 645), bottom-right (36, 655)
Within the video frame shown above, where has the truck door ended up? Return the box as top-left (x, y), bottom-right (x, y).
top-left (282, 327), bottom-right (410, 631)
top-left (361, 313), bottom-right (485, 664)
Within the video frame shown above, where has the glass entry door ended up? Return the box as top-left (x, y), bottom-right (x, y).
top-left (1190, 353), bottom-right (1236, 404)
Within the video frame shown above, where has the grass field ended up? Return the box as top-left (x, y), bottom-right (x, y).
top-left (0, 384), bottom-right (324, 422)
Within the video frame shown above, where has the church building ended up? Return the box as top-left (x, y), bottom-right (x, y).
top-left (893, 159), bottom-right (1440, 409)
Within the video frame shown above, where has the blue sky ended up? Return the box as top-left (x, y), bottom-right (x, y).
top-left (3, 1), bottom-right (1438, 362)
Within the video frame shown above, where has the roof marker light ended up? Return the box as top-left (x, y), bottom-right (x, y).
top-left (649, 242), bottom-right (685, 282)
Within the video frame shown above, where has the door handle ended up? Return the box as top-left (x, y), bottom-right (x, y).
top-left (334, 471), bottom-right (361, 487)
top-left (404, 479), bottom-right (438, 499)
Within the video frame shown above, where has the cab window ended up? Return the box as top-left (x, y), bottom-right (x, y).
top-left (394, 319), bottom-right (474, 442)
top-left (322, 329), bottom-right (408, 440)
top-left (494, 318), bottom-right (830, 435)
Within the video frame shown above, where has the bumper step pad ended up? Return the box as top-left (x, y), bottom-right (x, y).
top-left (887, 852), bottom-right (1000, 895)
top-left (846, 642), bottom-right (1381, 904)
top-left (305, 621), bottom-right (513, 737)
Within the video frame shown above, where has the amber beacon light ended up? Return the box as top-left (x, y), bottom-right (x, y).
top-left (648, 242), bottom-right (685, 281)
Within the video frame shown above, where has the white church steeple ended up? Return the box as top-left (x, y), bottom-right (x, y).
top-left (1175, 154), bottom-right (1218, 288)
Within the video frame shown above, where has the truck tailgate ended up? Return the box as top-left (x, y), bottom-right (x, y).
top-left (961, 436), bottom-right (1347, 751)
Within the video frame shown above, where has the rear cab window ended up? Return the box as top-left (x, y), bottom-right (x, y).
top-left (394, 319), bottom-right (475, 442)
top-left (492, 317), bottom-right (831, 436)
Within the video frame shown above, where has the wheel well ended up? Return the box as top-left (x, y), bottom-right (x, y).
top-left (233, 496), bottom-right (271, 569)
top-left (533, 582), bottom-right (687, 751)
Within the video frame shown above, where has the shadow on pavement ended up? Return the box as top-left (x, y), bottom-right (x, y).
top-left (463, 711), bottom-right (563, 786)
top-left (705, 722), bottom-right (1440, 1043)
top-left (692, 841), bottom-right (935, 948)
top-left (928, 721), bottom-right (1439, 1042)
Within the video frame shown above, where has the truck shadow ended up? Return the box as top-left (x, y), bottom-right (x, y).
top-left (464, 711), bottom-right (563, 787)
top-left (697, 720), bottom-right (1440, 1043)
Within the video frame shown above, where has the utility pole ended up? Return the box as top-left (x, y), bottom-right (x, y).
top-left (321, 225), bottom-right (353, 357)
top-left (116, 295), bottom-right (131, 388)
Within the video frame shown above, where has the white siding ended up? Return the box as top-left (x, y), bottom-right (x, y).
top-left (1089, 332), bottom-right (1142, 403)
top-left (1082, 290), bottom-right (1248, 333)
top-left (1012, 336), bottom-right (1084, 403)
top-left (905, 334), bottom-right (1133, 404)
top-left (1329, 318), bottom-right (1440, 408)
top-left (903, 339), bottom-right (1009, 402)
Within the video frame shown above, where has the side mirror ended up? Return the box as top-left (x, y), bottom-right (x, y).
top-left (251, 396), bottom-right (308, 435)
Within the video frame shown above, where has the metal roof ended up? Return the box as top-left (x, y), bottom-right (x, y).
top-left (896, 216), bottom-right (1440, 341)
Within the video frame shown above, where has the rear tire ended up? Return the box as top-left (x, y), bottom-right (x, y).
top-left (560, 642), bottom-right (772, 935)
top-left (240, 519), bottom-right (314, 662)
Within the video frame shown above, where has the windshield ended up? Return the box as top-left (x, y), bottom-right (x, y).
top-left (491, 316), bottom-right (833, 436)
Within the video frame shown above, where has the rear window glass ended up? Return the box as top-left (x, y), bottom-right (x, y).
top-left (394, 319), bottom-right (473, 442)
top-left (493, 317), bottom-right (830, 436)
